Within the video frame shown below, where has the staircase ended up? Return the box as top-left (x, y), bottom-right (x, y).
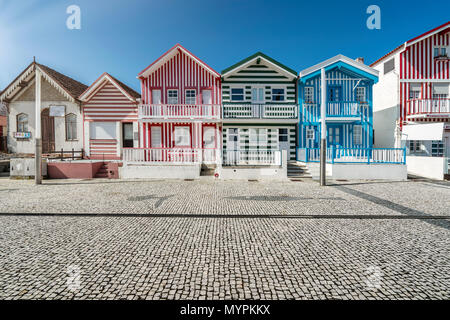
top-left (287, 161), bottom-right (312, 180)
top-left (94, 163), bottom-right (109, 178)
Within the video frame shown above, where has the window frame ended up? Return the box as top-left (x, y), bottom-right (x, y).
top-left (431, 140), bottom-right (444, 157)
top-left (65, 113), bottom-right (77, 141)
top-left (251, 86), bottom-right (265, 103)
top-left (167, 89), bottom-right (179, 104)
top-left (16, 113), bottom-right (29, 133)
top-left (271, 87), bottom-right (285, 102)
top-left (408, 140), bottom-right (423, 153)
top-left (230, 87), bottom-right (245, 102)
top-left (353, 125), bottom-right (363, 146)
top-left (173, 126), bottom-right (191, 147)
top-left (304, 87), bottom-right (314, 103)
top-left (356, 87), bottom-right (366, 103)
top-left (306, 129), bottom-right (315, 140)
top-left (185, 89), bottom-right (197, 105)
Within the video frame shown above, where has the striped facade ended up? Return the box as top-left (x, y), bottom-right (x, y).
top-left (221, 52), bottom-right (298, 160)
top-left (299, 68), bottom-right (373, 149)
top-left (80, 74), bottom-right (140, 160)
top-left (399, 28), bottom-right (450, 124)
top-left (138, 45), bottom-right (221, 163)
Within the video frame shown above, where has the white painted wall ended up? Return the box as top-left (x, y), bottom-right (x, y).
top-left (372, 52), bottom-right (400, 148)
top-left (8, 101), bottom-right (82, 154)
top-left (406, 156), bottom-right (445, 180)
top-left (329, 163), bottom-right (407, 181)
top-left (120, 164), bottom-right (201, 179)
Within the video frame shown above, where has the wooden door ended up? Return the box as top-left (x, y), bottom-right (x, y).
top-left (41, 108), bottom-right (55, 153)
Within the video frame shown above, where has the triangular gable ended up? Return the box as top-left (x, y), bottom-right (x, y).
top-left (80, 73), bottom-right (140, 102)
top-left (0, 62), bottom-right (87, 103)
top-left (222, 52), bottom-right (297, 79)
top-left (299, 55), bottom-right (379, 83)
top-left (138, 44), bottom-right (220, 79)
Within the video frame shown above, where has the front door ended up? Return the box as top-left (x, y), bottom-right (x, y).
top-left (328, 125), bottom-right (342, 147)
top-left (150, 126), bottom-right (162, 161)
top-left (41, 108), bottom-right (55, 153)
top-left (122, 123), bottom-right (134, 148)
top-left (203, 126), bottom-right (216, 162)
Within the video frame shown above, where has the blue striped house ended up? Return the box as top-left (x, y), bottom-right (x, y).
top-left (298, 55), bottom-right (379, 154)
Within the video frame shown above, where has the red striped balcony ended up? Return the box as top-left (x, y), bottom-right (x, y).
top-left (407, 99), bottom-right (450, 118)
top-left (138, 104), bottom-right (221, 121)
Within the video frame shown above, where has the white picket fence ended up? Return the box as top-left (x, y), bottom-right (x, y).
top-left (138, 104), bottom-right (221, 120)
top-left (223, 150), bottom-right (281, 166)
top-left (123, 148), bottom-right (218, 164)
top-left (297, 147), bottom-right (406, 164)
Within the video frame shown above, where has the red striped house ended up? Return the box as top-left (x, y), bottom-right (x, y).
top-left (79, 73), bottom-right (141, 160)
top-left (371, 21), bottom-right (450, 180)
top-left (129, 44), bottom-right (221, 164)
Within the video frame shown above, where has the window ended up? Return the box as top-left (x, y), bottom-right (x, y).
top-left (356, 87), bottom-right (366, 103)
top-left (185, 89), bottom-right (196, 104)
top-left (152, 89), bottom-right (161, 104)
top-left (409, 83), bottom-right (421, 100)
top-left (17, 113), bottom-right (28, 132)
top-left (249, 128), bottom-right (267, 145)
top-left (306, 129), bottom-right (315, 140)
top-left (174, 126), bottom-right (190, 146)
top-left (228, 128), bottom-right (238, 142)
top-left (328, 87), bottom-right (341, 102)
top-left (384, 58), bottom-right (395, 74)
top-left (434, 47), bottom-right (448, 58)
top-left (409, 140), bottom-right (422, 153)
top-left (231, 88), bottom-right (244, 102)
top-left (432, 84), bottom-right (449, 99)
top-left (272, 88), bottom-right (285, 102)
top-left (90, 122), bottom-right (116, 139)
top-left (65, 113), bottom-right (77, 140)
top-left (278, 128), bottom-right (288, 142)
top-left (431, 140), bottom-right (444, 157)
top-left (167, 90), bottom-right (178, 104)
top-left (353, 125), bottom-right (362, 145)
top-left (251, 87), bottom-right (264, 103)
top-left (202, 90), bottom-right (212, 104)
top-left (304, 87), bottom-right (314, 103)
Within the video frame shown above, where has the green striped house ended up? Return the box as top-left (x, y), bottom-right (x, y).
top-left (221, 52), bottom-right (298, 163)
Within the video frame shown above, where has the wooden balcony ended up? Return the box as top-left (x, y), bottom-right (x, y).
top-left (407, 99), bottom-right (450, 118)
top-left (138, 104), bottom-right (221, 121)
top-left (302, 102), bottom-right (369, 121)
top-left (222, 104), bottom-right (298, 122)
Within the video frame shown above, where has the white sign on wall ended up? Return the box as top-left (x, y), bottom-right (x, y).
top-left (50, 105), bottom-right (66, 117)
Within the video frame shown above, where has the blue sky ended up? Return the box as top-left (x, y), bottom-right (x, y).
top-left (0, 0), bottom-right (449, 92)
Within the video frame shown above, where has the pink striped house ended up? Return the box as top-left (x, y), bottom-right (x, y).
top-left (79, 73), bottom-right (141, 160)
top-left (127, 44), bottom-right (222, 165)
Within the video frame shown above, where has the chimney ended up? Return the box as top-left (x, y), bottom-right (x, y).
top-left (356, 57), bottom-right (365, 64)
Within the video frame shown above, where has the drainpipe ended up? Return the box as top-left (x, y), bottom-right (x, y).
top-left (320, 68), bottom-right (327, 186)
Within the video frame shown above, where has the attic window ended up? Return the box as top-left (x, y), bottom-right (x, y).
top-left (384, 58), bottom-right (395, 74)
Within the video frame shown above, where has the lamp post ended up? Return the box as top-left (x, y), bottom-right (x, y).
top-left (35, 65), bottom-right (42, 185)
top-left (320, 67), bottom-right (327, 186)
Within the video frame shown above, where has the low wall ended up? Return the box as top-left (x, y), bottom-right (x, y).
top-left (218, 150), bottom-right (288, 181)
top-left (218, 166), bottom-right (287, 181)
top-left (10, 158), bottom-right (48, 178)
top-left (406, 156), bottom-right (445, 180)
top-left (47, 161), bottom-right (104, 179)
top-left (329, 163), bottom-right (407, 181)
top-left (120, 163), bottom-right (201, 179)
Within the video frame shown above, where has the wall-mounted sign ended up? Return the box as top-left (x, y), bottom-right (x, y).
top-left (50, 105), bottom-right (65, 117)
top-left (14, 132), bottom-right (31, 139)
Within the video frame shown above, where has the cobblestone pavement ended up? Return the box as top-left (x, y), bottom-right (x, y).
top-left (0, 178), bottom-right (449, 299)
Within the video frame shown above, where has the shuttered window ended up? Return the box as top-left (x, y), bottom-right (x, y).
top-left (353, 125), bottom-right (362, 145)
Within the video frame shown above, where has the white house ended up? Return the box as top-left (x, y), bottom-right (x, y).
top-left (0, 62), bottom-right (87, 155)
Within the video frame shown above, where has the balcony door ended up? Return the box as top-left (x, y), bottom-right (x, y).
top-left (327, 86), bottom-right (342, 116)
top-left (122, 123), bottom-right (134, 148)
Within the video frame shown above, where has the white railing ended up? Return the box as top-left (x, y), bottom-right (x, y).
top-left (223, 150), bottom-right (281, 166)
top-left (407, 99), bottom-right (450, 116)
top-left (296, 147), bottom-right (406, 164)
top-left (327, 102), bottom-right (367, 117)
top-left (223, 104), bottom-right (297, 119)
top-left (138, 104), bottom-right (221, 120)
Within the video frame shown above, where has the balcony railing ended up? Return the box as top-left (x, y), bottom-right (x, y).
top-left (407, 99), bottom-right (450, 116)
top-left (223, 104), bottom-right (298, 119)
top-left (223, 150), bottom-right (282, 166)
top-left (297, 147), bottom-right (406, 164)
top-left (123, 148), bottom-right (219, 164)
top-left (138, 104), bottom-right (221, 120)
top-left (303, 102), bottom-right (369, 118)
